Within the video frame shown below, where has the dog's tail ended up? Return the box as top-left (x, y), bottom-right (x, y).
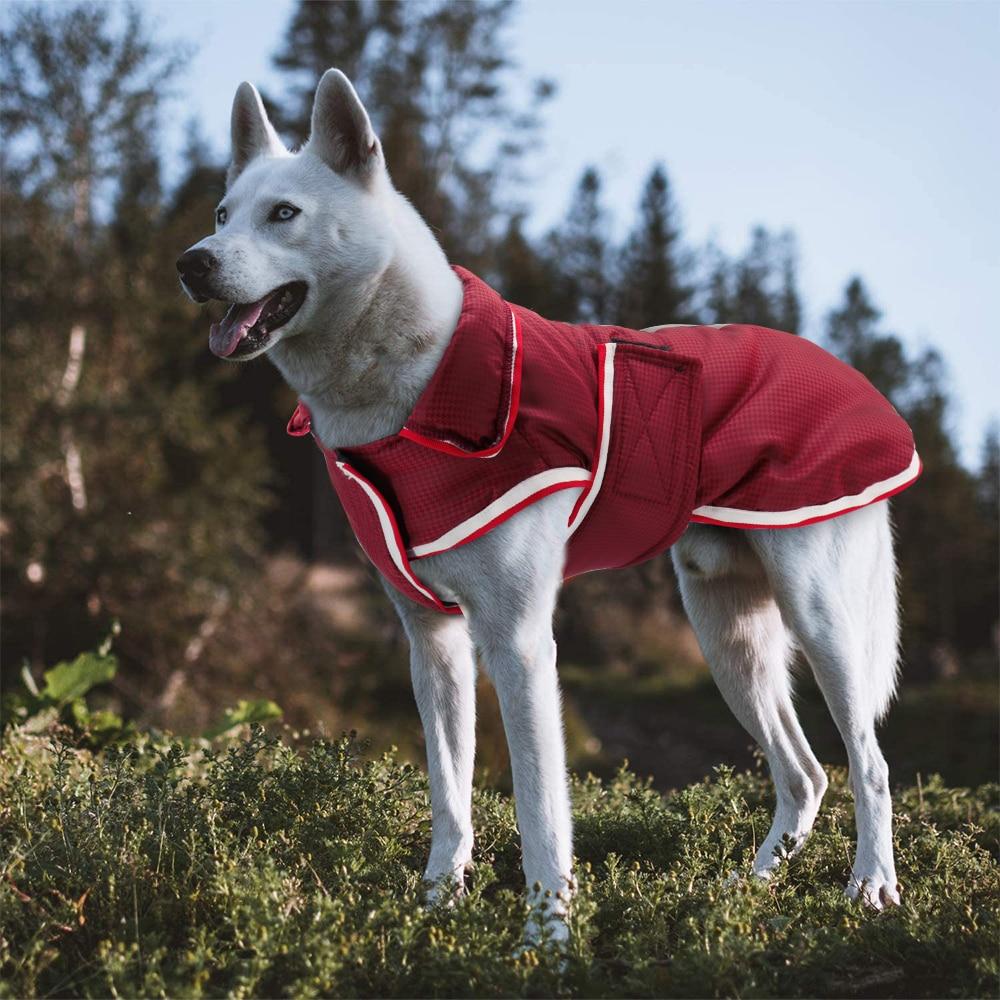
top-left (866, 501), bottom-right (901, 722)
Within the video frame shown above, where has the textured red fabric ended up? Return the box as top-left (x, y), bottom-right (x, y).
top-left (288, 267), bottom-right (920, 612)
top-left (662, 324), bottom-right (917, 521)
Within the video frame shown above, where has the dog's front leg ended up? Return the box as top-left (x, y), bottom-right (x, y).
top-left (388, 589), bottom-right (477, 904)
top-left (466, 558), bottom-right (573, 946)
top-left (398, 492), bottom-right (579, 945)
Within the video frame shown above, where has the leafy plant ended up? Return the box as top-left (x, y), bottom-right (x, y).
top-left (2, 627), bottom-right (135, 747)
top-left (1, 722), bottom-right (996, 998)
top-left (30, 649), bottom-right (116, 706)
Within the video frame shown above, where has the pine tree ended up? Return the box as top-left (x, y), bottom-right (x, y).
top-left (552, 167), bottom-right (613, 323)
top-left (969, 425), bottom-right (1000, 658)
top-left (823, 278), bottom-right (988, 671)
top-left (703, 243), bottom-right (733, 327)
top-left (977, 424), bottom-right (999, 516)
top-left (826, 277), bottom-right (909, 400)
top-left (111, 107), bottom-right (162, 259)
top-left (494, 214), bottom-right (572, 318)
top-left (776, 236), bottom-right (803, 334)
top-left (942, 425), bottom-right (998, 663)
top-left (166, 122), bottom-right (226, 226)
top-left (270, 0), bottom-right (376, 126)
top-left (733, 228), bottom-right (778, 327)
top-left (617, 165), bottom-right (693, 328)
top-left (703, 227), bottom-right (802, 332)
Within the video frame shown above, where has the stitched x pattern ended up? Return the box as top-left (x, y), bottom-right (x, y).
top-left (613, 350), bottom-right (690, 503)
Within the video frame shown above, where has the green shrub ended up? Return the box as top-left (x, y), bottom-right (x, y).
top-left (1, 628), bottom-right (136, 750)
top-left (1, 721), bottom-right (997, 998)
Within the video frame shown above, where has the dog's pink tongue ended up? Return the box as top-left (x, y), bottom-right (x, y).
top-left (209, 295), bottom-right (270, 358)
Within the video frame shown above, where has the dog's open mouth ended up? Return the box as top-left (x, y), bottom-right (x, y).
top-left (208, 282), bottom-right (307, 358)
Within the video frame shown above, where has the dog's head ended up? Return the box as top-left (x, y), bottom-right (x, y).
top-left (177, 70), bottom-right (394, 361)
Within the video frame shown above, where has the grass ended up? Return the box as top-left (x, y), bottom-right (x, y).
top-left (2, 722), bottom-right (997, 998)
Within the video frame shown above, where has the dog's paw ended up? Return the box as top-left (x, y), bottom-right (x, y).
top-left (725, 867), bottom-right (772, 888)
top-left (422, 873), bottom-right (465, 909)
top-left (513, 918), bottom-right (569, 972)
top-left (845, 870), bottom-right (901, 910)
top-left (752, 830), bottom-right (806, 880)
top-left (521, 894), bottom-right (570, 955)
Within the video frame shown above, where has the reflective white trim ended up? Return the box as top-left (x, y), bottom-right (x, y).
top-left (641, 323), bottom-right (731, 331)
top-left (336, 462), bottom-right (442, 605)
top-left (498, 309), bottom-right (519, 443)
top-left (408, 467), bottom-right (588, 558)
top-left (691, 449), bottom-right (922, 527)
top-left (568, 342), bottom-right (616, 535)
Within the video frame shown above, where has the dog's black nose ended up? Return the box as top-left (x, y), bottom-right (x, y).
top-left (176, 248), bottom-right (216, 281)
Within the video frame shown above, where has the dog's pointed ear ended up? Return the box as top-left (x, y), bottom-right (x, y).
top-left (228, 82), bottom-right (286, 187)
top-left (307, 69), bottom-right (382, 182)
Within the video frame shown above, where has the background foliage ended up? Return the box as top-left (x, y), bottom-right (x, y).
top-left (1, 1), bottom-right (996, 794)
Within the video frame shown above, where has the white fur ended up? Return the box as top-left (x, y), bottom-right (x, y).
top-left (183, 70), bottom-right (905, 941)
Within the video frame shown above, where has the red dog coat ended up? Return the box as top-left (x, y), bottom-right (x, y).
top-left (288, 267), bottom-right (920, 614)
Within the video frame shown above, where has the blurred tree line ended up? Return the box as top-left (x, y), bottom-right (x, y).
top-left (2, 1), bottom-right (996, 717)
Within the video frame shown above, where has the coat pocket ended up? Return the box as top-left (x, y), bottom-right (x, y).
top-left (565, 341), bottom-right (703, 575)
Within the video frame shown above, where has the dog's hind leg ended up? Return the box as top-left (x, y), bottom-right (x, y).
top-left (387, 589), bottom-right (477, 904)
top-left (673, 525), bottom-right (828, 878)
top-left (748, 501), bottom-right (901, 908)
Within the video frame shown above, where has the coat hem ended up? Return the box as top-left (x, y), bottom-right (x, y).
top-left (689, 450), bottom-right (921, 529)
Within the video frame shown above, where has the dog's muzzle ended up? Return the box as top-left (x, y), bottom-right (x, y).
top-left (176, 248), bottom-right (217, 302)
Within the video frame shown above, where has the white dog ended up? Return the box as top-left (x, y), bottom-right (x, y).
top-left (178, 69), bottom-right (909, 943)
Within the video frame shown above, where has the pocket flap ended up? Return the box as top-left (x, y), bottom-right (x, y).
top-left (565, 340), bottom-right (703, 576)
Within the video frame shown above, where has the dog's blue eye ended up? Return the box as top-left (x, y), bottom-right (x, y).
top-left (271, 203), bottom-right (300, 222)
top-left (215, 207), bottom-right (227, 226)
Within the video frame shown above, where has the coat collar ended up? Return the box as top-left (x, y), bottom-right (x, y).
top-left (288, 266), bottom-right (522, 458)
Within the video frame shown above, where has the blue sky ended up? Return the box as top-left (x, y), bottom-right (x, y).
top-left (150, 0), bottom-right (998, 467)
